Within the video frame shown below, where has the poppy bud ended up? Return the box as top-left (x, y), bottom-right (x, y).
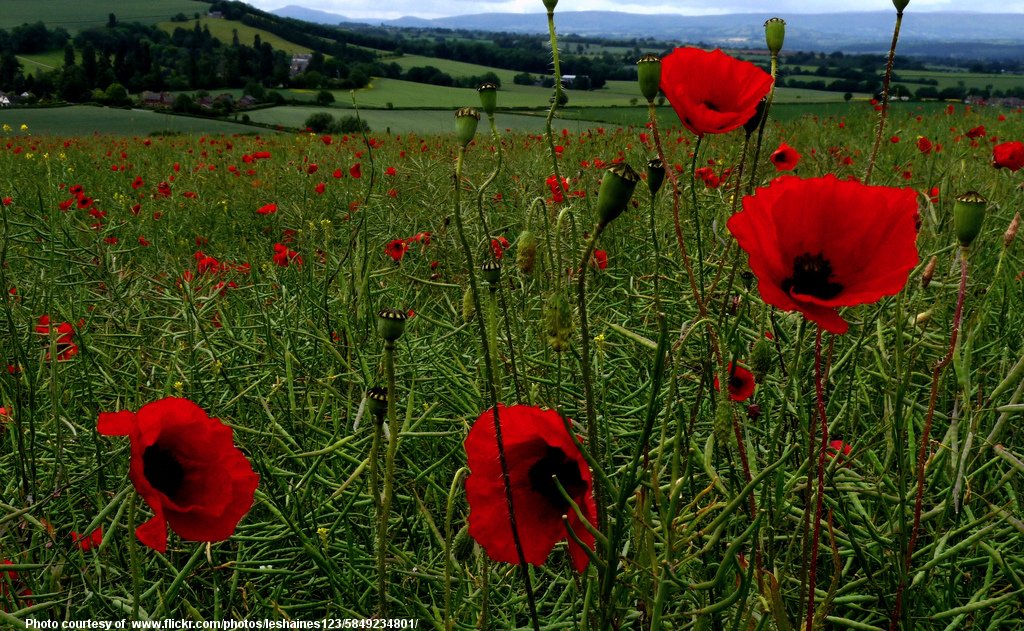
top-left (477, 83), bottom-right (498, 116)
top-left (544, 293), bottom-right (574, 352)
top-left (366, 386), bottom-right (388, 419)
top-left (747, 404), bottom-right (761, 420)
top-left (893, 0), bottom-right (909, 12)
top-left (455, 107), bottom-right (480, 147)
top-left (377, 307), bottom-right (408, 342)
top-left (462, 286), bottom-right (476, 323)
top-left (481, 260), bottom-right (501, 285)
top-left (636, 54), bottom-right (661, 104)
top-left (542, 0), bottom-right (557, 11)
top-left (646, 157), bottom-right (665, 197)
top-left (1005, 212), bottom-right (1020, 248)
top-left (743, 98), bottom-right (768, 137)
top-left (595, 163), bottom-right (640, 228)
top-left (713, 399), bottom-right (733, 447)
top-left (516, 230), bottom-right (538, 274)
top-left (953, 191), bottom-right (987, 247)
top-left (921, 255), bottom-right (938, 289)
top-left (750, 339), bottom-right (774, 382)
top-left (764, 18), bottom-right (786, 56)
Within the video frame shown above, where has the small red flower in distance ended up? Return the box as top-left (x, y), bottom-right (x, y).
top-left (71, 527), bottom-right (103, 552)
top-left (714, 362), bottom-right (756, 401)
top-left (769, 142), bottom-right (801, 172)
top-left (97, 398), bottom-right (258, 553)
top-left (257, 203), bottom-right (277, 215)
top-left (385, 239), bottom-right (409, 262)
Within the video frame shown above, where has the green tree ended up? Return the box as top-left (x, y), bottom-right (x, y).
top-left (315, 90), bottom-right (335, 106)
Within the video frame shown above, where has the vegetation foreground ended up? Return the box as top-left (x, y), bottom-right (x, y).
top-left (2, 6), bottom-right (1024, 631)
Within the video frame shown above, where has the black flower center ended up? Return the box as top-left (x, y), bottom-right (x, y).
top-left (782, 252), bottom-right (843, 300)
top-left (143, 444), bottom-right (185, 499)
top-left (702, 100), bottom-right (720, 112)
top-left (729, 374), bottom-right (746, 390)
top-left (528, 446), bottom-right (586, 511)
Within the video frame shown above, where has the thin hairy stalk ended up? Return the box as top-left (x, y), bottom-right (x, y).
top-left (689, 136), bottom-right (707, 301)
top-left (577, 225), bottom-right (607, 531)
top-left (454, 147), bottom-right (541, 631)
top-left (889, 247), bottom-right (969, 629)
top-left (805, 327), bottom-right (829, 631)
top-left (378, 340), bottom-right (399, 615)
top-left (745, 53), bottom-right (779, 195)
top-left (543, 9), bottom-right (569, 206)
top-left (865, 10), bottom-right (904, 184)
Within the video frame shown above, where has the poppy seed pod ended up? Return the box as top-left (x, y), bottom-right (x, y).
top-left (647, 158), bottom-right (666, 197)
top-left (542, 0), bottom-right (557, 11)
top-left (953, 191), bottom-right (987, 247)
top-left (366, 386), bottom-right (389, 419)
top-left (764, 18), bottom-right (786, 55)
top-left (596, 163), bottom-right (640, 228)
top-left (377, 307), bottom-right (408, 342)
top-left (454, 107), bottom-right (480, 147)
top-left (516, 230), bottom-right (538, 274)
top-left (636, 54), bottom-right (661, 104)
top-left (481, 260), bottom-right (501, 285)
top-left (893, 0), bottom-right (909, 12)
top-left (477, 83), bottom-right (498, 116)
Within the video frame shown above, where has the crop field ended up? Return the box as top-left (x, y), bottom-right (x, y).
top-left (2, 11), bottom-right (1024, 631)
top-left (0, 0), bottom-right (208, 32)
top-left (155, 18), bottom-right (317, 56)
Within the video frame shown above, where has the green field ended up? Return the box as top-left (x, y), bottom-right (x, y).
top-left (0, 0), bottom-right (209, 31)
top-left (156, 18), bottom-right (316, 55)
top-left (0, 106), bottom-right (266, 136)
top-left (896, 68), bottom-right (1024, 91)
top-left (242, 105), bottom-right (561, 134)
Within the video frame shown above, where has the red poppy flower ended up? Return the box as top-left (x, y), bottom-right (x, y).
top-left (966, 125), bottom-right (986, 139)
top-left (769, 142), bottom-right (800, 172)
top-left (590, 249), bottom-right (608, 270)
top-left (727, 175), bottom-right (919, 334)
top-left (71, 527), bottom-right (103, 551)
top-left (272, 243), bottom-right (303, 267)
top-left (491, 236), bottom-right (510, 259)
top-left (385, 239), bottom-right (409, 262)
top-left (257, 203), bottom-right (277, 215)
top-left (916, 136), bottom-right (933, 154)
top-left (714, 362), bottom-right (756, 401)
top-left (96, 397), bottom-right (259, 553)
top-left (35, 315), bottom-right (79, 361)
top-left (1, 560), bottom-right (33, 609)
top-left (993, 141), bottom-right (1024, 172)
top-left (349, 163), bottom-right (362, 179)
top-left (827, 439), bottom-right (852, 462)
top-left (660, 48), bottom-right (773, 137)
top-left (465, 405), bottom-right (596, 573)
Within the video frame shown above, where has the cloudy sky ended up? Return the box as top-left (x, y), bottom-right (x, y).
top-left (249, 0), bottom-right (1024, 21)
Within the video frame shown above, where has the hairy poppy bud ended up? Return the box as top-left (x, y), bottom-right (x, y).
top-left (462, 286), bottom-right (476, 323)
top-left (636, 54), bottom-right (661, 104)
top-left (713, 399), bottom-right (733, 447)
top-left (516, 230), bottom-right (538, 274)
top-left (764, 18), bottom-right (786, 56)
top-left (481, 260), bottom-right (501, 285)
top-left (893, 0), bottom-right (909, 12)
top-left (953, 191), bottom-right (987, 247)
top-left (1005, 212), bottom-right (1020, 248)
top-left (377, 307), bottom-right (407, 342)
top-left (477, 83), bottom-right (498, 116)
top-left (544, 293), bottom-right (573, 352)
top-left (366, 386), bottom-right (388, 419)
top-left (596, 163), bottom-right (640, 228)
top-left (750, 338), bottom-right (774, 382)
top-left (455, 107), bottom-right (480, 147)
top-left (743, 98), bottom-right (768, 137)
top-left (543, 0), bottom-right (557, 11)
top-left (646, 157), bottom-right (665, 197)
top-left (921, 255), bottom-right (938, 288)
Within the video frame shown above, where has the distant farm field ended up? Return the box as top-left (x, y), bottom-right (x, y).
top-left (156, 18), bottom-right (317, 55)
top-left (0, 106), bottom-right (264, 136)
top-left (0, 0), bottom-right (209, 32)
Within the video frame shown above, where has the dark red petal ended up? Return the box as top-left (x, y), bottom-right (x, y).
top-left (97, 410), bottom-right (136, 436)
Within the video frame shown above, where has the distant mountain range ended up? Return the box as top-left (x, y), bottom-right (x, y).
top-left (271, 6), bottom-right (1024, 58)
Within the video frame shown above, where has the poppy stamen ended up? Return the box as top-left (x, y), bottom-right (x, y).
top-left (143, 444), bottom-right (185, 499)
top-left (528, 446), bottom-right (586, 509)
top-left (703, 100), bottom-right (720, 112)
top-left (783, 252), bottom-right (843, 300)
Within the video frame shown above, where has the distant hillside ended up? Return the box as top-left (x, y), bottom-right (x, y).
top-left (0, 0), bottom-right (210, 32)
top-left (272, 7), bottom-right (1024, 59)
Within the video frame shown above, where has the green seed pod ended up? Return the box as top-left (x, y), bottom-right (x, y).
top-left (544, 293), bottom-right (574, 352)
top-left (477, 83), bottom-right (498, 116)
top-left (750, 339), bottom-right (775, 383)
top-left (953, 191), bottom-right (987, 247)
top-left (516, 230), bottom-right (537, 274)
top-left (636, 54), bottom-right (661, 104)
top-left (481, 260), bottom-right (501, 285)
top-left (454, 107), bottom-right (480, 147)
top-left (542, 0), bottom-right (557, 11)
top-left (764, 18), bottom-right (786, 56)
top-left (893, 0), bottom-right (909, 12)
top-left (366, 386), bottom-right (388, 419)
top-left (462, 285), bottom-right (476, 323)
top-left (595, 162), bottom-right (640, 228)
top-left (646, 157), bottom-right (665, 197)
top-left (452, 524), bottom-right (474, 562)
top-left (377, 307), bottom-right (407, 342)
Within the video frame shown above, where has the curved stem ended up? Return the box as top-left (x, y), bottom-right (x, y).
top-left (865, 11), bottom-right (904, 184)
top-left (544, 10), bottom-right (569, 207)
top-left (577, 225), bottom-right (606, 531)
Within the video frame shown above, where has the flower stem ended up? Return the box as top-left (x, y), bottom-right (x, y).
top-left (865, 10), bottom-right (904, 184)
top-left (128, 492), bottom-right (141, 621)
top-left (454, 146), bottom-right (541, 631)
top-left (378, 339), bottom-right (399, 616)
top-left (889, 246), bottom-right (969, 629)
top-left (577, 224), bottom-right (606, 532)
top-left (370, 409), bottom-right (385, 612)
top-left (805, 327), bottom-right (829, 631)
top-left (544, 9), bottom-right (569, 208)
top-left (690, 136), bottom-right (706, 302)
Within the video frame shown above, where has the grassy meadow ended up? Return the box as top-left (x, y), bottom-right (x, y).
top-left (2, 5), bottom-right (1024, 630)
top-left (0, 0), bottom-right (208, 32)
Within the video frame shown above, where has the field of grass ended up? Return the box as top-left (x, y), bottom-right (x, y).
top-left (0, 0), bottom-right (208, 32)
top-left (0, 106), bottom-right (265, 136)
top-left (243, 105), bottom-right (557, 134)
top-left (896, 68), bottom-right (1024, 91)
top-left (14, 51), bottom-right (64, 76)
top-left (388, 54), bottom-right (521, 86)
top-left (156, 18), bottom-right (316, 55)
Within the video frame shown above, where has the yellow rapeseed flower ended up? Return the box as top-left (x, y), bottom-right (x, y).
top-left (19, 124), bottom-right (28, 132)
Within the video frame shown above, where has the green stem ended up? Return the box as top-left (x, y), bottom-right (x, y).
top-left (690, 136), bottom-right (706, 302)
top-left (745, 53), bottom-right (779, 195)
top-left (378, 340), bottom-right (399, 616)
top-left (577, 225), bottom-right (606, 531)
top-left (865, 11), bottom-right (904, 184)
top-left (128, 492), bottom-right (141, 621)
top-left (370, 410), bottom-right (384, 612)
top-left (544, 9), bottom-right (569, 207)
top-left (454, 146), bottom-right (541, 631)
